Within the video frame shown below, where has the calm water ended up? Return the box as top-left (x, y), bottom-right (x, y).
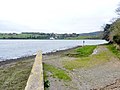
top-left (0, 40), bottom-right (107, 61)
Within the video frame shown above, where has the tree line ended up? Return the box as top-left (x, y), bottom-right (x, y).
top-left (0, 32), bottom-right (79, 39)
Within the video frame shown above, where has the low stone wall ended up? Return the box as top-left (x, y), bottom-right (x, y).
top-left (25, 51), bottom-right (44, 90)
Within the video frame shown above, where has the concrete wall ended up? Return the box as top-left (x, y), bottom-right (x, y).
top-left (25, 51), bottom-right (44, 90)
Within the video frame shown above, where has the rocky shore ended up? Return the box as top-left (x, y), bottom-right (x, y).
top-left (0, 46), bottom-right (80, 66)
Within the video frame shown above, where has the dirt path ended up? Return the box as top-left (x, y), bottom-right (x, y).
top-left (43, 45), bottom-right (120, 90)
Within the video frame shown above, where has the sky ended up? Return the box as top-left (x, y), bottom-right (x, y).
top-left (0, 0), bottom-right (119, 34)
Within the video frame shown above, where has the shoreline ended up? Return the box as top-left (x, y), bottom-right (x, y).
top-left (0, 45), bottom-right (81, 66)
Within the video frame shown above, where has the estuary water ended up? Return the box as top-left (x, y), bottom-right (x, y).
top-left (0, 40), bottom-right (107, 61)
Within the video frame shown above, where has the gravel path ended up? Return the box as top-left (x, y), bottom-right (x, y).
top-left (43, 45), bottom-right (120, 90)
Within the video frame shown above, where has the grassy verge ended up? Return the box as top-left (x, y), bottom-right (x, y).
top-left (43, 63), bottom-right (71, 81)
top-left (63, 46), bottom-right (111, 70)
top-left (65, 45), bottom-right (96, 57)
top-left (0, 59), bottom-right (34, 90)
top-left (107, 44), bottom-right (120, 59)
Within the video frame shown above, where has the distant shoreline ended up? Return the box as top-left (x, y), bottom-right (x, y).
top-left (0, 45), bottom-right (81, 66)
top-left (0, 31), bottom-right (102, 40)
top-left (0, 39), bottom-right (103, 40)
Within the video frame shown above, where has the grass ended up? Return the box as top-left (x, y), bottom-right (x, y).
top-left (0, 59), bottom-right (34, 90)
top-left (65, 45), bottom-right (96, 57)
top-left (43, 68), bottom-right (50, 89)
top-left (107, 44), bottom-right (120, 59)
top-left (63, 46), bottom-right (112, 70)
top-left (43, 63), bottom-right (71, 81)
top-left (65, 36), bottom-right (101, 40)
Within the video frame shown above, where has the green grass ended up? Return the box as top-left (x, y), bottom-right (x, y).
top-left (65, 36), bottom-right (101, 40)
top-left (43, 63), bottom-right (71, 81)
top-left (65, 45), bottom-right (96, 57)
top-left (43, 68), bottom-right (50, 89)
top-left (107, 44), bottom-right (120, 59)
top-left (0, 59), bottom-right (34, 90)
top-left (63, 46), bottom-right (112, 70)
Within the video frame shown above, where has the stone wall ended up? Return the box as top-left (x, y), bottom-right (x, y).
top-left (25, 51), bottom-right (44, 90)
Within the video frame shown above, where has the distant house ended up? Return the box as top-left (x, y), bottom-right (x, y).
top-left (50, 37), bottom-right (55, 40)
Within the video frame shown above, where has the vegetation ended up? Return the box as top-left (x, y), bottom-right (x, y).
top-left (103, 4), bottom-right (120, 44)
top-left (43, 68), bottom-right (50, 89)
top-left (43, 63), bottom-right (71, 81)
top-left (65, 36), bottom-right (101, 40)
top-left (103, 19), bottom-right (120, 44)
top-left (0, 33), bottom-right (51, 39)
top-left (116, 3), bottom-right (120, 15)
top-left (65, 45), bottom-right (96, 57)
top-left (0, 31), bottom-right (102, 39)
top-left (65, 31), bottom-right (103, 39)
top-left (107, 44), bottom-right (120, 59)
top-left (0, 59), bottom-right (34, 90)
top-left (113, 34), bottom-right (120, 44)
top-left (102, 24), bottom-right (111, 41)
top-left (63, 46), bottom-right (112, 70)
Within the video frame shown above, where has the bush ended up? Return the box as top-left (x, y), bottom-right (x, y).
top-left (113, 35), bottom-right (120, 44)
top-left (107, 44), bottom-right (120, 59)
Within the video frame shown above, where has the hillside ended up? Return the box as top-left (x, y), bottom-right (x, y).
top-left (103, 18), bottom-right (120, 44)
top-left (66, 31), bottom-right (103, 39)
top-left (79, 31), bottom-right (103, 36)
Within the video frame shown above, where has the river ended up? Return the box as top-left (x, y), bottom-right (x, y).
top-left (0, 39), bottom-right (107, 61)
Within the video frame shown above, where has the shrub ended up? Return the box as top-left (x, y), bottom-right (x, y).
top-left (113, 35), bottom-right (120, 44)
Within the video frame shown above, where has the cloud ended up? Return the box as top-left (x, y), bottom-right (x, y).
top-left (0, 0), bottom-right (119, 33)
top-left (0, 21), bottom-right (29, 33)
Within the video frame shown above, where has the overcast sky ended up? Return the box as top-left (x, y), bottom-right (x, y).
top-left (0, 0), bottom-right (119, 33)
